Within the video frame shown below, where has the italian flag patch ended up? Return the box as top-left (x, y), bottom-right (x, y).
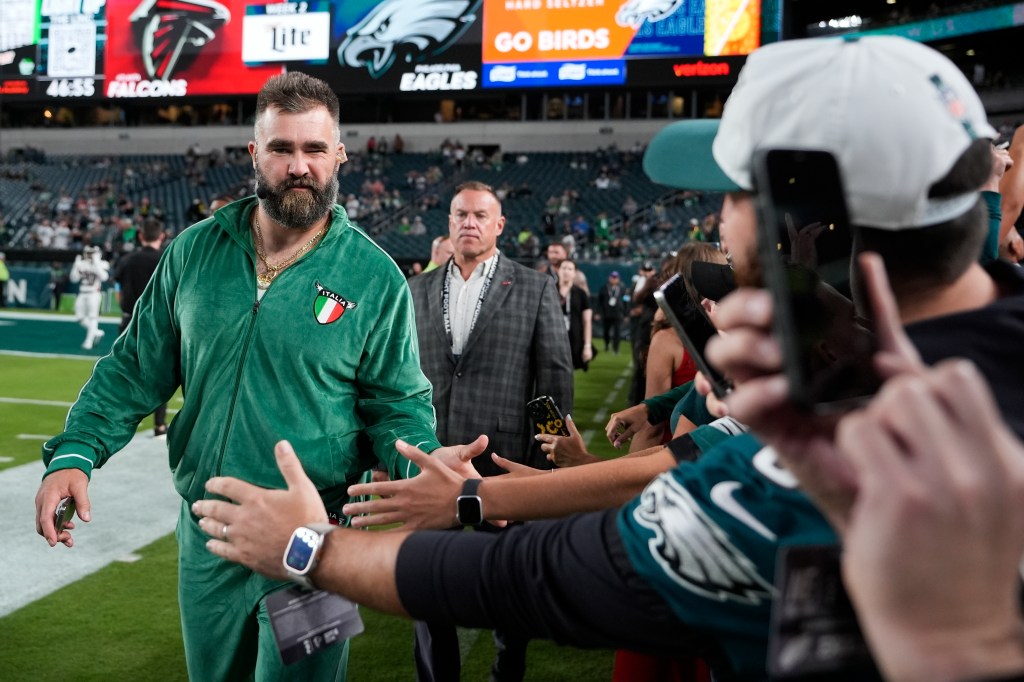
top-left (313, 281), bottom-right (357, 325)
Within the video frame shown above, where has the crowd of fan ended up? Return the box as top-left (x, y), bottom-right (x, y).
top-left (27, 190), bottom-right (166, 255)
top-left (2, 136), bottom-right (724, 270)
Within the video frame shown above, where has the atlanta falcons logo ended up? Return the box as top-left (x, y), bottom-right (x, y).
top-left (337, 0), bottom-right (480, 79)
top-left (130, 0), bottom-right (230, 80)
top-left (615, 0), bottom-right (685, 29)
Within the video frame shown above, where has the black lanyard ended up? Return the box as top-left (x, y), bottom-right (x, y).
top-left (443, 253), bottom-right (500, 341)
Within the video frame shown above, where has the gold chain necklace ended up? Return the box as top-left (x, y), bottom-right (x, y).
top-left (253, 213), bottom-right (327, 289)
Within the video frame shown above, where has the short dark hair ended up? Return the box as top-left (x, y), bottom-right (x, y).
top-left (858, 138), bottom-right (991, 297)
top-left (255, 72), bottom-right (340, 140)
top-left (140, 218), bottom-right (164, 243)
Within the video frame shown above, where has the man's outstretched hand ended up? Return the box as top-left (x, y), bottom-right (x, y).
top-left (194, 440), bottom-right (328, 580)
top-left (345, 437), bottom-right (502, 530)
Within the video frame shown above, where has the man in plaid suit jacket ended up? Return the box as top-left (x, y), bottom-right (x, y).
top-left (408, 181), bottom-right (574, 681)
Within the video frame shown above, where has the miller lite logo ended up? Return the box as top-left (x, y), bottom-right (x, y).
top-left (130, 0), bottom-right (230, 80)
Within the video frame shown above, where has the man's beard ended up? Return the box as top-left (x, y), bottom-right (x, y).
top-left (254, 166), bottom-right (338, 229)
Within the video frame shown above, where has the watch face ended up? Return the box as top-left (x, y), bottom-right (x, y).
top-left (457, 495), bottom-right (483, 526)
top-left (284, 527), bottom-right (320, 574)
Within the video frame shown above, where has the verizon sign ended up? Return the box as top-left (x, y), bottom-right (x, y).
top-left (672, 60), bottom-right (731, 77)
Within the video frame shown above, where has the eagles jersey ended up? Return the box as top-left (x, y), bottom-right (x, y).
top-left (70, 257), bottom-right (109, 294)
top-left (617, 434), bottom-right (837, 679)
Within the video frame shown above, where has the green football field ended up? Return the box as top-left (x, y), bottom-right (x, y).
top-left (0, 311), bottom-right (634, 680)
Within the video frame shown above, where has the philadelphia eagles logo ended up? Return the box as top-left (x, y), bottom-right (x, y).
top-left (633, 474), bottom-right (774, 605)
top-left (130, 0), bottom-right (230, 80)
top-left (337, 0), bottom-right (480, 79)
top-left (615, 0), bottom-right (685, 29)
top-left (313, 281), bottom-right (357, 325)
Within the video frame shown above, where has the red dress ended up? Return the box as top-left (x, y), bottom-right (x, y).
top-left (672, 351), bottom-right (697, 389)
top-left (658, 351), bottom-right (697, 445)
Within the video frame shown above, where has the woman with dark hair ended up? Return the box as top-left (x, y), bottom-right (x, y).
top-left (557, 259), bottom-right (593, 370)
top-left (630, 243), bottom-right (727, 452)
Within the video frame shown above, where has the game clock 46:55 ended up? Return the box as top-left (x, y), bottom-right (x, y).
top-left (45, 78), bottom-right (95, 98)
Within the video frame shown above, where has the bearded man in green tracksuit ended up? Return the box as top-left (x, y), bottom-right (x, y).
top-left (32, 72), bottom-right (456, 681)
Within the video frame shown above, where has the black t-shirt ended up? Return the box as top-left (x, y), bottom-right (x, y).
top-left (114, 246), bottom-right (162, 317)
top-left (906, 260), bottom-right (1024, 438)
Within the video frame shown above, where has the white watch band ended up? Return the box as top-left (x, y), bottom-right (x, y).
top-left (285, 523), bottom-right (337, 589)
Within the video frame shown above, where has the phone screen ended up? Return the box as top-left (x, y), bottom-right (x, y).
top-left (754, 149), bottom-right (882, 410)
top-left (654, 274), bottom-right (731, 399)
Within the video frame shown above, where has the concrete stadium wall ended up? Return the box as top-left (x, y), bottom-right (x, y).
top-left (0, 120), bottom-right (673, 156)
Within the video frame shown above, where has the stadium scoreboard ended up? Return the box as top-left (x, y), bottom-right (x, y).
top-left (0, 0), bottom-right (772, 101)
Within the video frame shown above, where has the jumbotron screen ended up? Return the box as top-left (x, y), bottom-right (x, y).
top-left (0, 0), bottom-right (766, 100)
top-left (480, 0), bottom-right (761, 88)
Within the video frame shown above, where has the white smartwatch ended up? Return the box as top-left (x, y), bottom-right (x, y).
top-left (282, 523), bottom-right (337, 589)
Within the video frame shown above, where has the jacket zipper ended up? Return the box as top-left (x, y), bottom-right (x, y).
top-left (210, 229), bottom-right (323, 476)
top-left (214, 299), bottom-right (261, 476)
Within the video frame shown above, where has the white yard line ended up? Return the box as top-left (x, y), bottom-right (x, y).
top-left (0, 312), bottom-right (120, 323)
top-left (0, 434), bottom-right (180, 617)
top-left (0, 350), bottom-right (106, 360)
top-left (590, 365), bottom-right (633, 433)
top-left (1, 396), bottom-right (180, 418)
top-left (0, 397), bottom-right (75, 407)
top-left (593, 364), bottom-right (630, 421)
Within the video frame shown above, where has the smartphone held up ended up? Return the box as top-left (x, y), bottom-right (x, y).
top-left (654, 274), bottom-right (732, 399)
top-left (752, 148), bottom-right (883, 411)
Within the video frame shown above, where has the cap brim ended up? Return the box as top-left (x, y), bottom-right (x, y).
top-left (643, 119), bottom-right (741, 192)
top-left (690, 261), bottom-right (736, 301)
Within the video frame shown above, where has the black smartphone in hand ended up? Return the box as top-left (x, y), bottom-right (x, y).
top-left (654, 273), bottom-right (732, 399)
top-left (527, 396), bottom-right (571, 437)
top-left (753, 148), bottom-right (882, 411)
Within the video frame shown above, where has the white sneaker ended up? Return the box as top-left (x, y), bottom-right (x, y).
top-left (95, 329), bottom-right (106, 342)
top-left (81, 341), bottom-right (93, 350)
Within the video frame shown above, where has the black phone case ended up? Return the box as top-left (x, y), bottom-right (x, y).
top-left (767, 544), bottom-right (881, 680)
top-left (654, 274), bottom-right (731, 398)
top-left (752, 148), bottom-right (881, 412)
top-left (527, 396), bottom-right (570, 437)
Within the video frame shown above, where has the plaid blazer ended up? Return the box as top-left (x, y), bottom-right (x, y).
top-left (409, 254), bottom-right (574, 476)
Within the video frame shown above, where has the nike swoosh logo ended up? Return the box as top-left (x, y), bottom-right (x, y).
top-left (710, 481), bottom-right (777, 541)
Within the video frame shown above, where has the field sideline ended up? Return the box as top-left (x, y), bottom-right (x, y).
top-left (0, 311), bottom-right (633, 680)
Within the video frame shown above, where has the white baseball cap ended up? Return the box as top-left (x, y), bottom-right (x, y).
top-left (644, 35), bottom-right (996, 230)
